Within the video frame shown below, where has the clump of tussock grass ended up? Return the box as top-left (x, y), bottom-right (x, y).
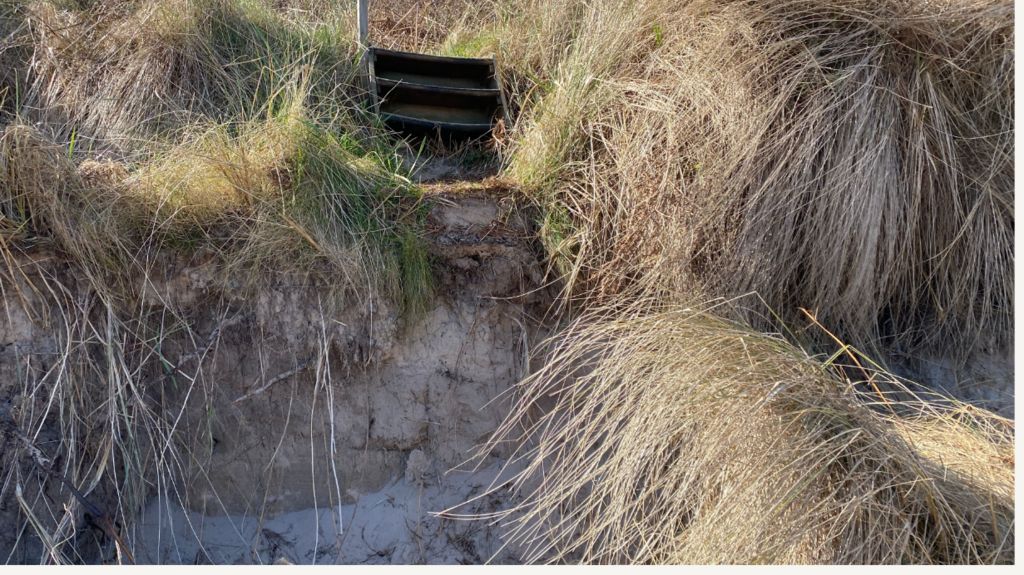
top-left (21, 0), bottom-right (359, 151)
top-left (481, 302), bottom-right (1013, 564)
top-left (24, 0), bottom-right (227, 146)
top-left (0, 73), bottom-right (432, 314)
top-left (499, 0), bottom-right (661, 192)
top-left (8, 0), bottom-right (434, 312)
top-left (493, 0), bottom-right (1013, 358)
top-left (0, 123), bottom-right (129, 280)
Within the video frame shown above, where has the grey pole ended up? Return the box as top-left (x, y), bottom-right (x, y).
top-left (358, 0), bottom-right (374, 108)
top-left (357, 0), bottom-right (369, 48)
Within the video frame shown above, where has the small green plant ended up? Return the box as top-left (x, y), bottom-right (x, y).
top-left (442, 30), bottom-right (498, 58)
top-left (397, 227), bottom-right (434, 317)
top-left (65, 128), bottom-right (76, 159)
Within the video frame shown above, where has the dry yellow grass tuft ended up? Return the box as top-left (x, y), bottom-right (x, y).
top-left (0, 96), bottom-right (428, 314)
top-left (480, 303), bottom-right (1014, 563)
top-left (492, 0), bottom-right (1013, 358)
top-left (0, 123), bottom-right (124, 273)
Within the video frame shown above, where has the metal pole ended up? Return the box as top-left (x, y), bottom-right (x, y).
top-left (357, 0), bottom-right (369, 48)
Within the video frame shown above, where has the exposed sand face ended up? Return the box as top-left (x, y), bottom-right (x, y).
top-left (0, 191), bottom-right (552, 564)
top-left (120, 189), bottom-right (548, 564)
top-left (170, 294), bottom-right (535, 516)
top-left (893, 350), bottom-right (1014, 417)
top-left (134, 459), bottom-right (526, 565)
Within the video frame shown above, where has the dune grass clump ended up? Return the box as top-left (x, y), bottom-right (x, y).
top-left (484, 303), bottom-right (1014, 564)
top-left (3, 0), bottom-right (437, 314)
top-left (25, 0), bottom-right (225, 145)
top-left (492, 0), bottom-right (1014, 358)
top-left (1, 122), bottom-right (132, 276)
top-left (21, 0), bottom-right (359, 151)
top-left (0, 78), bottom-right (431, 313)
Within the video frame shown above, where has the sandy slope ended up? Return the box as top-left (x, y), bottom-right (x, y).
top-left (134, 459), bottom-right (525, 565)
